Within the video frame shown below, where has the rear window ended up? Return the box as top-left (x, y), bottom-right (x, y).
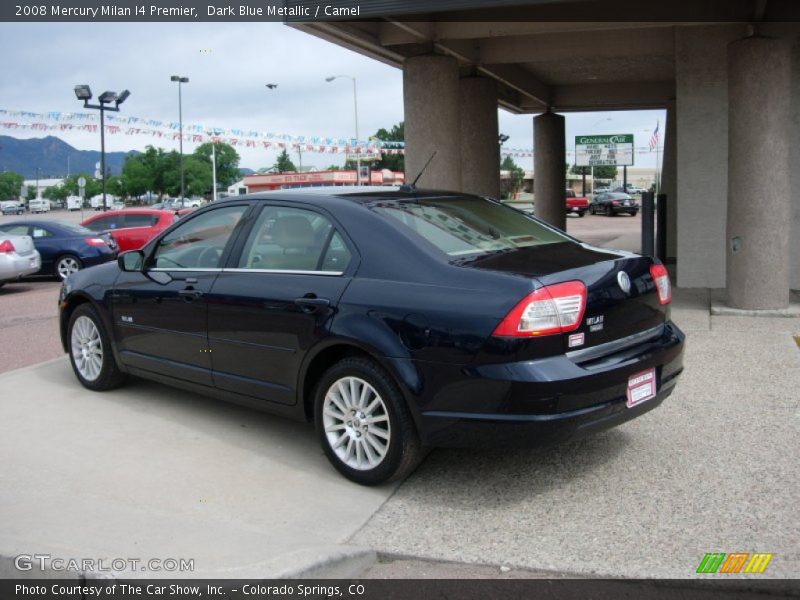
top-left (123, 214), bottom-right (159, 228)
top-left (372, 196), bottom-right (570, 257)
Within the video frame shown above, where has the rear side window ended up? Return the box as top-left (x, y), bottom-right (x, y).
top-left (84, 216), bottom-right (120, 231)
top-left (237, 206), bottom-right (351, 273)
top-left (123, 214), bottom-right (159, 228)
top-left (372, 196), bottom-right (569, 258)
top-left (0, 225), bottom-right (28, 236)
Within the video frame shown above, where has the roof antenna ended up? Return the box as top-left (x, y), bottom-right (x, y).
top-left (400, 151), bottom-right (436, 192)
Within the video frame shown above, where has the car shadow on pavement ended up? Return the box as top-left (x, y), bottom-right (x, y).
top-left (402, 431), bottom-right (631, 508)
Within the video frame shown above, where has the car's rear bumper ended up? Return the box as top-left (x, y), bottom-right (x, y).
top-left (407, 321), bottom-right (684, 448)
top-left (0, 252), bottom-right (41, 281)
top-left (613, 206), bottom-right (639, 214)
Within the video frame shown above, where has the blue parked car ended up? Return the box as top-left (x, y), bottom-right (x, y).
top-left (0, 220), bottom-right (116, 280)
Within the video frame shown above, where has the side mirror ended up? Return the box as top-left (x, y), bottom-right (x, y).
top-left (118, 250), bottom-right (144, 272)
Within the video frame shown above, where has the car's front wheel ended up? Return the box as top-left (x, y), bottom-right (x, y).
top-left (68, 304), bottom-right (126, 391)
top-left (55, 255), bottom-right (82, 280)
top-left (314, 357), bottom-right (422, 485)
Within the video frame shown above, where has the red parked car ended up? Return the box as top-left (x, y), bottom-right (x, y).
top-left (81, 209), bottom-right (177, 252)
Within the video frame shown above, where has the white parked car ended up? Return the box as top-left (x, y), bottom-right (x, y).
top-left (0, 232), bottom-right (41, 288)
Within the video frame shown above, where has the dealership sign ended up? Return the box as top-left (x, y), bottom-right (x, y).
top-left (575, 134), bottom-right (634, 167)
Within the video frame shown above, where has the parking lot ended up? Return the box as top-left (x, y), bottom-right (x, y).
top-left (1, 207), bottom-right (798, 581)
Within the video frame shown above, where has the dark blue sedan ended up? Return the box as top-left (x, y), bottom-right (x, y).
top-left (58, 188), bottom-right (684, 485)
top-left (0, 220), bottom-right (116, 280)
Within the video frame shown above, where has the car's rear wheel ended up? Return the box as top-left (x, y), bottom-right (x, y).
top-left (55, 255), bottom-right (82, 280)
top-left (314, 357), bottom-right (422, 485)
top-left (68, 304), bottom-right (126, 391)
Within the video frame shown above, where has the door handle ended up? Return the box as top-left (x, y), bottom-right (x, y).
top-left (293, 296), bottom-right (330, 313)
top-left (179, 288), bottom-right (204, 302)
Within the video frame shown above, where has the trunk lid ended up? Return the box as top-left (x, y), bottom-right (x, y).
top-left (5, 234), bottom-right (35, 256)
top-left (462, 241), bottom-right (667, 358)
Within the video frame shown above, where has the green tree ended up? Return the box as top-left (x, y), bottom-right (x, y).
top-left (273, 149), bottom-right (296, 173)
top-left (43, 184), bottom-right (68, 203)
top-left (0, 171), bottom-right (24, 200)
top-left (371, 122), bottom-right (404, 172)
top-left (121, 154), bottom-right (154, 199)
top-left (326, 164), bottom-right (340, 171)
top-left (500, 156), bottom-right (525, 199)
top-left (193, 142), bottom-right (240, 188)
top-left (141, 146), bottom-right (171, 198)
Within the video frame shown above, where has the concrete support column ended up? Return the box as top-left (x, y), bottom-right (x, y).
top-left (403, 54), bottom-right (461, 190)
top-left (459, 77), bottom-right (500, 197)
top-left (726, 36), bottom-right (792, 309)
top-left (533, 111), bottom-right (566, 230)
top-left (661, 99), bottom-right (678, 261)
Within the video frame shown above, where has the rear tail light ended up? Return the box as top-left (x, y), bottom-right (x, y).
top-left (85, 237), bottom-right (107, 247)
top-left (493, 281), bottom-right (587, 337)
top-left (0, 240), bottom-right (15, 253)
top-left (611, 200), bottom-right (620, 205)
top-left (649, 263), bottom-right (672, 305)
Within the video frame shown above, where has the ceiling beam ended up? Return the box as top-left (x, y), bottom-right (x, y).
top-left (528, 80), bottom-right (675, 112)
top-left (480, 64), bottom-right (550, 108)
top-left (478, 27), bottom-right (675, 64)
top-left (434, 21), bottom-right (685, 40)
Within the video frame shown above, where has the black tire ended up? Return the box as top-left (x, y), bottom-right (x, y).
top-left (67, 303), bottom-right (126, 391)
top-left (314, 357), bottom-right (423, 486)
top-left (589, 205), bottom-right (596, 215)
top-left (631, 211), bottom-right (638, 217)
top-left (577, 210), bottom-right (585, 217)
top-left (608, 209), bottom-right (617, 217)
top-left (55, 254), bottom-right (82, 280)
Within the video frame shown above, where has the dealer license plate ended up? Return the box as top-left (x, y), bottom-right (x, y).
top-left (626, 368), bottom-right (656, 408)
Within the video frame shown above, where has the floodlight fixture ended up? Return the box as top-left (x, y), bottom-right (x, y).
top-left (74, 85), bottom-right (92, 101)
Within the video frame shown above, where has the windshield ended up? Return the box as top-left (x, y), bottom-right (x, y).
top-left (372, 196), bottom-right (570, 258)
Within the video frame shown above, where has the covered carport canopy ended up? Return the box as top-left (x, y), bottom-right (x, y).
top-left (292, 0), bottom-right (800, 312)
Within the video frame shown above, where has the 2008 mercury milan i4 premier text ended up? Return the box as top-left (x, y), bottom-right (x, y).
top-left (59, 187), bottom-right (684, 485)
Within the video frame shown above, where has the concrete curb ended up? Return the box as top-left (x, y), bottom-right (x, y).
top-left (710, 301), bottom-right (800, 317)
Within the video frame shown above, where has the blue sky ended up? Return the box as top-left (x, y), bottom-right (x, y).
top-left (0, 22), bottom-right (664, 172)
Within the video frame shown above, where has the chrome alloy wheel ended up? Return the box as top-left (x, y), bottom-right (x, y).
top-left (57, 256), bottom-right (80, 279)
top-left (322, 376), bottom-right (391, 470)
top-left (70, 315), bottom-right (103, 382)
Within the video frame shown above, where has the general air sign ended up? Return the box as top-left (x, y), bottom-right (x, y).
top-left (575, 134), bottom-right (634, 167)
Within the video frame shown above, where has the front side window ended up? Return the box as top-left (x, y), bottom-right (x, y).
top-left (151, 205), bottom-right (247, 269)
top-left (372, 196), bottom-right (569, 258)
top-left (237, 206), bottom-right (351, 272)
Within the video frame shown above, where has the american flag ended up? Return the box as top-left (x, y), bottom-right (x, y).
top-left (649, 122), bottom-right (660, 151)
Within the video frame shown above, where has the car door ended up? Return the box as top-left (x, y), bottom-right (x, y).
top-left (207, 204), bottom-right (356, 404)
top-left (110, 203), bottom-right (251, 386)
top-left (28, 225), bottom-right (60, 273)
top-left (120, 212), bottom-right (163, 251)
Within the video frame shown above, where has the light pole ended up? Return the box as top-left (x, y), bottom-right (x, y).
top-left (325, 75), bottom-right (361, 185)
top-left (171, 75), bottom-right (189, 200)
top-left (74, 85), bottom-right (130, 211)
